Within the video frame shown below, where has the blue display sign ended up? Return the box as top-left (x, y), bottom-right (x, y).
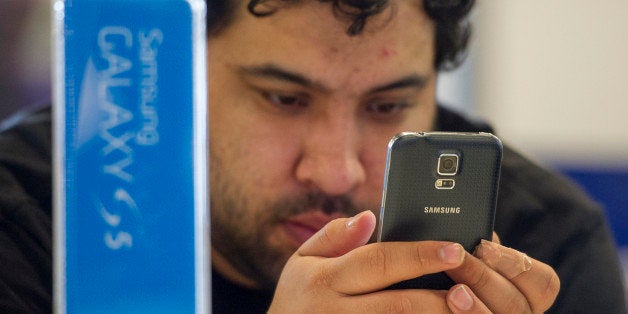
top-left (52, 1), bottom-right (209, 313)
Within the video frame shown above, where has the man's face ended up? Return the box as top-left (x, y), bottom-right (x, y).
top-left (208, 0), bottom-right (437, 289)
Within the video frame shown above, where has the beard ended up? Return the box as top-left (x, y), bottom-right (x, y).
top-left (210, 170), bottom-right (364, 291)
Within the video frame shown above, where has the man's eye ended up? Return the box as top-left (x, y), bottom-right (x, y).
top-left (365, 102), bottom-right (409, 116)
top-left (262, 91), bottom-right (309, 108)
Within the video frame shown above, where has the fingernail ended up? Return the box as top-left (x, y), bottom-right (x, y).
top-left (501, 251), bottom-right (532, 279)
top-left (346, 212), bottom-right (362, 229)
top-left (439, 243), bottom-right (464, 264)
top-left (522, 254), bottom-right (532, 271)
top-left (475, 239), bottom-right (500, 267)
top-left (476, 240), bottom-right (533, 279)
top-left (450, 285), bottom-right (473, 311)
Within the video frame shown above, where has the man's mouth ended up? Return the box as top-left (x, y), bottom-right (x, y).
top-left (281, 211), bottom-right (346, 247)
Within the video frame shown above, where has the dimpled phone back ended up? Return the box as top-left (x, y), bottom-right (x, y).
top-left (378, 132), bottom-right (502, 290)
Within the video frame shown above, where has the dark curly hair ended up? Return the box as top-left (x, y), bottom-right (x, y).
top-left (206, 0), bottom-right (475, 71)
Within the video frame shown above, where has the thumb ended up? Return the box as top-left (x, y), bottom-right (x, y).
top-left (297, 210), bottom-right (376, 258)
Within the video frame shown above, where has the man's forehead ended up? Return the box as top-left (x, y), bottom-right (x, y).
top-left (219, 0), bottom-right (430, 39)
top-left (208, 0), bottom-right (435, 93)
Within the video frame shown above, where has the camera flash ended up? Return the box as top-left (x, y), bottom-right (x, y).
top-left (435, 179), bottom-right (455, 189)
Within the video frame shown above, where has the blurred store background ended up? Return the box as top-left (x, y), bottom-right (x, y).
top-left (1, 0), bottom-right (626, 294)
top-left (0, 0), bottom-right (50, 121)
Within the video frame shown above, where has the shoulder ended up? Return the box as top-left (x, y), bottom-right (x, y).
top-left (495, 145), bottom-right (606, 254)
top-left (0, 105), bottom-right (53, 313)
top-left (496, 145), bottom-right (627, 313)
top-left (0, 105), bottom-right (52, 223)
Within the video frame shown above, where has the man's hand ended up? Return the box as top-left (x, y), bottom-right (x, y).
top-left (268, 211), bottom-right (559, 313)
top-left (446, 238), bottom-right (560, 313)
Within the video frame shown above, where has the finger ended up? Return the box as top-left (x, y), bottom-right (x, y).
top-left (335, 289), bottom-right (452, 313)
top-left (447, 284), bottom-right (492, 314)
top-left (475, 240), bottom-right (560, 313)
top-left (475, 240), bottom-right (530, 279)
top-left (345, 287), bottom-right (491, 314)
top-left (446, 253), bottom-right (531, 313)
top-left (297, 210), bottom-right (376, 258)
top-left (324, 241), bottom-right (466, 294)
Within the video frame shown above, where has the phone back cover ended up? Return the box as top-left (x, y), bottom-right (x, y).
top-left (378, 132), bottom-right (502, 289)
top-left (52, 1), bottom-right (209, 313)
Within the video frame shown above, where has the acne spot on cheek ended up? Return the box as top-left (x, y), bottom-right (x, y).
top-left (380, 47), bottom-right (398, 58)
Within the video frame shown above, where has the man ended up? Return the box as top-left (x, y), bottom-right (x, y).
top-left (0, 0), bottom-right (625, 313)
top-left (207, 0), bottom-right (624, 312)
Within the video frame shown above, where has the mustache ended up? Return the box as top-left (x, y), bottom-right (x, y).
top-left (274, 192), bottom-right (360, 220)
top-left (306, 193), bottom-right (356, 216)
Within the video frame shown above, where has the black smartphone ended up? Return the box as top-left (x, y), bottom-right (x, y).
top-left (377, 132), bottom-right (502, 290)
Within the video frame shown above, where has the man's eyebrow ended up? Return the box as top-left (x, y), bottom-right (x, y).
top-left (237, 63), bottom-right (428, 94)
top-left (368, 75), bottom-right (429, 94)
top-left (237, 63), bottom-right (323, 89)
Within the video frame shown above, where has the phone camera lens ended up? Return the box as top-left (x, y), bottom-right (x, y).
top-left (438, 154), bottom-right (459, 175)
top-left (442, 159), bottom-right (454, 170)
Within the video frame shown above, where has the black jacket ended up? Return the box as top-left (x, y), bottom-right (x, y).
top-left (0, 105), bottom-right (626, 313)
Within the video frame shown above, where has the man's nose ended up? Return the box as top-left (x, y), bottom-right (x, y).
top-left (294, 117), bottom-right (366, 196)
